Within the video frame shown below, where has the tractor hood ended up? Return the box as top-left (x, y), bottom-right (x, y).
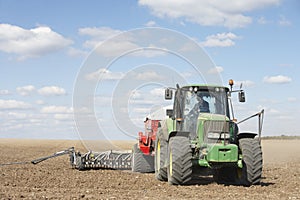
top-left (198, 113), bottom-right (229, 122)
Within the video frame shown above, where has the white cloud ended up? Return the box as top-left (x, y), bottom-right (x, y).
top-left (0, 90), bottom-right (11, 95)
top-left (40, 106), bottom-right (73, 114)
top-left (54, 113), bottom-right (73, 121)
top-left (145, 20), bottom-right (157, 27)
top-left (67, 47), bottom-right (88, 57)
top-left (79, 27), bottom-right (123, 49)
top-left (135, 71), bottom-right (164, 81)
top-left (16, 85), bottom-right (35, 96)
top-left (138, 0), bottom-right (280, 28)
top-left (208, 66), bottom-right (224, 74)
top-left (95, 40), bottom-right (139, 57)
top-left (257, 16), bottom-right (270, 24)
top-left (35, 100), bottom-right (45, 105)
top-left (38, 86), bottom-right (66, 96)
top-left (8, 112), bottom-right (27, 119)
top-left (269, 108), bottom-right (280, 114)
top-left (235, 80), bottom-right (255, 88)
top-left (150, 88), bottom-right (165, 97)
top-left (279, 63), bottom-right (293, 67)
top-left (287, 97), bottom-right (297, 102)
top-left (201, 32), bottom-right (238, 47)
top-left (78, 26), bottom-right (167, 58)
top-left (278, 15), bottom-right (291, 26)
top-left (85, 68), bottom-right (124, 81)
top-left (0, 99), bottom-right (31, 110)
top-left (0, 24), bottom-right (73, 59)
top-left (263, 75), bottom-right (292, 84)
top-left (130, 90), bottom-right (142, 99)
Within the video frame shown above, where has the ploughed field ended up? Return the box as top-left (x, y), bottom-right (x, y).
top-left (0, 139), bottom-right (299, 199)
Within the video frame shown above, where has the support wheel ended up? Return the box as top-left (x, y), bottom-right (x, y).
top-left (132, 143), bottom-right (154, 173)
top-left (76, 155), bottom-right (85, 171)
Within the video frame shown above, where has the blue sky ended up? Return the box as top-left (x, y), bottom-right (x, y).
top-left (0, 0), bottom-right (299, 140)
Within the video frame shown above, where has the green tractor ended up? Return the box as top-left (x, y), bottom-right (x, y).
top-left (155, 80), bottom-right (264, 186)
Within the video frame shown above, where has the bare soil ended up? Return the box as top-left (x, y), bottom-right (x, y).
top-left (0, 139), bottom-right (299, 200)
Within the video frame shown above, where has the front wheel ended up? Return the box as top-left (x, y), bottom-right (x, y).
top-left (237, 138), bottom-right (263, 186)
top-left (167, 136), bottom-right (192, 185)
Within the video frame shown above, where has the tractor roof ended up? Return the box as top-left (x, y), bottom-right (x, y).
top-left (181, 84), bottom-right (229, 92)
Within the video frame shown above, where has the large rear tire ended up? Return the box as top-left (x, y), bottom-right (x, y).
top-left (132, 143), bottom-right (154, 173)
top-left (238, 138), bottom-right (263, 186)
top-left (155, 135), bottom-right (168, 181)
top-left (167, 136), bottom-right (192, 185)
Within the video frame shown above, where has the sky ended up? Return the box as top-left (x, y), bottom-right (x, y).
top-left (0, 0), bottom-right (300, 142)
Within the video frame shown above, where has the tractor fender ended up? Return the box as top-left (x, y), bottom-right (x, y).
top-left (168, 131), bottom-right (190, 141)
top-left (237, 132), bottom-right (257, 140)
top-left (159, 120), bottom-right (172, 142)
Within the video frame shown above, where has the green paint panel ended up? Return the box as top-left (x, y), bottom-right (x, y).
top-left (207, 144), bottom-right (238, 162)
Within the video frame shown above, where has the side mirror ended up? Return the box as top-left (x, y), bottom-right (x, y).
top-left (166, 109), bottom-right (173, 118)
top-left (165, 88), bottom-right (173, 100)
top-left (239, 91), bottom-right (246, 102)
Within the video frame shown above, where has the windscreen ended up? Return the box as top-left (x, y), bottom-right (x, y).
top-left (180, 88), bottom-right (229, 139)
top-left (182, 89), bottom-right (228, 117)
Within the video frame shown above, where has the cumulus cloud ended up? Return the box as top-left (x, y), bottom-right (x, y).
top-left (208, 66), bottom-right (224, 74)
top-left (79, 27), bottom-right (123, 49)
top-left (135, 71), bottom-right (164, 81)
top-left (85, 68), bottom-right (124, 81)
top-left (16, 85), bottom-right (35, 96)
top-left (235, 80), bottom-right (255, 88)
top-left (201, 32), bottom-right (238, 47)
top-left (40, 105), bottom-right (73, 114)
top-left (149, 88), bottom-right (165, 97)
top-left (38, 86), bottom-right (66, 96)
top-left (8, 112), bottom-right (27, 119)
top-left (287, 97), bottom-right (297, 102)
top-left (145, 20), bottom-right (157, 27)
top-left (138, 0), bottom-right (280, 28)
top-left (0, 90), bottom-right (11, 95)
top-left (54, 113), bottom-right (73, 121)
top-left (0, 24), bottom-right (73, 59)
top-left (263, 75), bottom-right (292, 84)
top-left (278, 15), bottom-right (291, 26)
top-left (67, 47), bottom-right (88, 57)
top-left (94, 39), bottom-right (139, 57)
top-left (35, 100), bottom-right (45, 105)
top-left (78, 26), bottom-right (167, 57)
top-left (0, 99), bottom-right (31, 110)
top-left (257, 16), bottom-right (270, 25)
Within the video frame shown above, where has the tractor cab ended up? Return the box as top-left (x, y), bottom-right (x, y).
top-left (165, 85), bottom-right (232, 141)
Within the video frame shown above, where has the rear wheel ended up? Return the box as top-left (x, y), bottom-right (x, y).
top-left (132, 143), bottom-right (154, 173)
top-left (76, 155), bottom-right (85, 171)
top-left (237, 138), bottom-right (263, 186)
top-left (155, 135), bottom-right (168, 181)
top-left (167, 136), bottom-right (192, 185)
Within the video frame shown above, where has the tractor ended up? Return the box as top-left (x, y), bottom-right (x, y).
top-left (132, 80), bottom-right (264, 186)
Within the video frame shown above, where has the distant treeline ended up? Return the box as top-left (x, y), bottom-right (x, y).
top-left (261, 135), bottom-right (300, 140)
